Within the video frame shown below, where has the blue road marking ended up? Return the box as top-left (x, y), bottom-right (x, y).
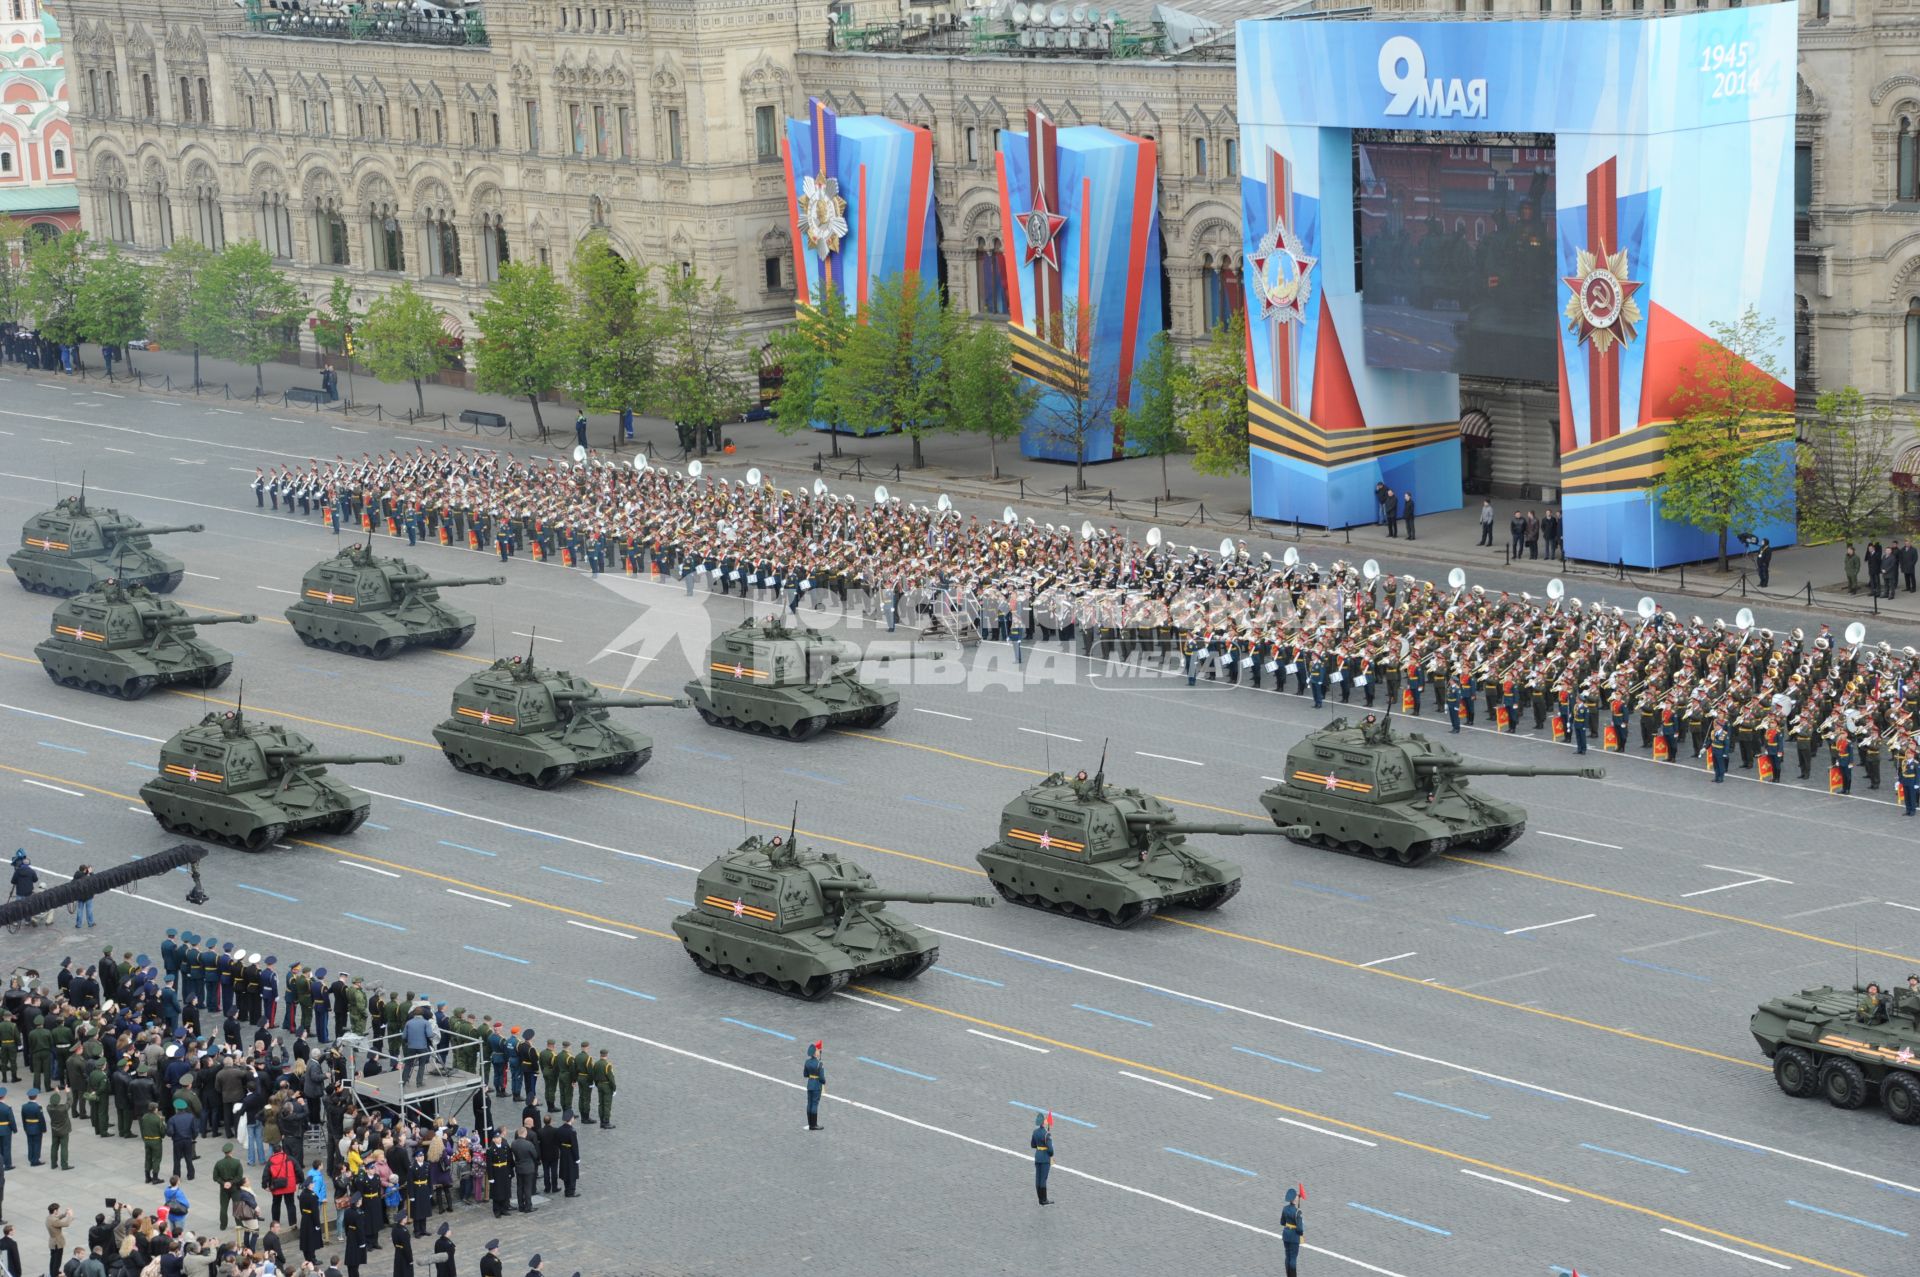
top-left (35, 741), bottom-right (85, 754)
top-left (674, 744), bottom-right (733, 761)
top-left (1164, 1147), bottom-right (1257, 1177)
top-left (342, 912), bottom-right (406, 932)
top-left (1144, 987), bottom-right (1225, 1013)
top-left (858, 1056), bottom-right (938, 1081)
top-left (1072, 1003), bottom-right (1153, 1027)
top-left (1656, 1123), bottom-right (1765, 1154)
top-left (1786, 1200), bottom-right (1908, 1236)
top-left (1876, 1182), bottom-right (1920, 1198)
top-left (1301, 1028), bottom-right (1393, 1056)
top-left (1348, 1203), bottom-right (1451, 1236)
top-left (1448, 916), bottom-right (1508, 934)
top-left (234, 883), bottom-right (299, 903)
top-left (1394, 1092), bottom-right (1491, 1120)
top-left (1232, 1046), bottom-right (1322, 1073)
top-left (722, 1017), bottom-right (794, 1041)
top-left (27, 829), bottom-right (82, 845)
top-left (463, 945), bottom-right (531, 965)
top-left (664, 897), bottom-right (695, 907)
top-left (780, 768), bottom-right (845, 786)
top-left (1291, 880), bottom-right (1369, 901)
top-left (438, 840), bottom-right (497, 857)
top-left (1475, 1076), bottom-right (1566, 1101)
top-left (1008, 1101), bottom-right (1095, 1128)
top-left (1013, 953), bottom-right (1072, 972)
top-left (126, 762), bottom-right (153, 770)
top-left (1580, 1143), bottom-right (1689, 1174)
top-left (931, 968), bottom-right (1005, 987)
top-left (362, 822), bottom-right (390, 831)
top-left (1618, 956), bottom-right (1710, 983)
top-left (539, 865), bottom-right (605, 883)
top-left (902, 794), bottom-right (968, 813)
top-left (586, 979), bottom-right (656, 1001)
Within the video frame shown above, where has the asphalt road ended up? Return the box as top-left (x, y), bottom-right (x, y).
top-left (2, 377), bottom-right (1917, 1277)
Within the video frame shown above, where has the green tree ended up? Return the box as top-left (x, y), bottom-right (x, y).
top-left (188, 241), bottom-right (304, 392)
top-left (358, 280), bottom-right (449, 415)
top-left (1798, 386), bottom-right (1914, 547)
top-left (23, 229), bottom-right (91, 347)
top-left (1181, 315), bottom-right (1252, 478)
top-left (77, 243), bottom-right (149, 377)
top-left (311, 275), bottom-right (359, 361)
top-left (1657, 305), bottom-right (1796, 570)
top-left (564, 236), bottom-right (661, 449)
top-left (1113, 330), bottom-right (1186, 499)
top-left (0, 216), bottom-right (29, 327)
top-left (146, 240), bottom-right (211, 350)
top-left (655, 269), bottom-right (749, 458)
top-left (767, 282), bottom-right (854, 458)
top-left (472, 261), bottom-right (569, 439)
top-left (827, 274), bottom-right (948, 469)
top-left (944, 317), bottom-right (1033, 480)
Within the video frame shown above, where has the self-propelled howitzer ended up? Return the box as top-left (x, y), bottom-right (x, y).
top-left (671, 834), bottom-right (993, 999)
top-left (433, 654), bottom-right (687, 787)
top-left (285, 542), bottom-right (503, 658)
top-left (979, 767), bottom-right (1309, 927)
top-left (1260, 714), bottom-right (1603, 866)
top-left (9, 491), bottom-right (205, 596)
top-left (37, 581), bottom-right (257, 699)
top-left (684, 616), bottom-right (944, 739)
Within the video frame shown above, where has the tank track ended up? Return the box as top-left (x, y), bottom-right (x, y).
top-left (694, 708), bottom-right (830, 742)
top-left (988, 878), bottom-right (1164, 929)
top-left (682, 948), bottom-right (853, 1001)
top-left (150, 804), bottom-right (369, 852)
top-left (43, 667), bottom-right (160, 701)
top-left (1448, 823), bottom-right (1525, 854)
top-left (151, 570), bottom-right (185, 594)
top-left (1287, 829), bottom-right (1451, 868)
top-left (295, 631), bottom-right (404, 660)
top-left (443, 749), bottom-right (577, 790)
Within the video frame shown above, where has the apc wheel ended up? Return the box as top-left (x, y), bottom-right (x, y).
top-left (1819, 1057), bottom-right (1869, 1109)
top-left (1772, 1046), bottom-right (1819, 1098)
top-left (1880, 1072), bottom-right (1920, 1124)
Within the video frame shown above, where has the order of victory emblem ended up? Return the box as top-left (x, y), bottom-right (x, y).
top-left (1249, 220), bottom-right (1316, 325)
top-left (798, 174), bottom-right (849, 258)
top-left (1562, 246), bottom-right (1643, 356)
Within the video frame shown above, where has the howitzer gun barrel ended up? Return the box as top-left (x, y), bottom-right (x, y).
top-left (406, 576), bottom-right (506, 590)
top-left (263, 752), bottom-right (404, 766)
top-left (820, 882), bottom-right (995, 907)
top-left (1413, 761), bottom-right (1606, 780)
top-left (557, 693), bottom-right (688, 709)
top-left (158, 613), bottom-right (258, 627)
top-left (1125, 816), bottom-right (1291, 836)
top-left (111, 523), bottom-right (205, 538)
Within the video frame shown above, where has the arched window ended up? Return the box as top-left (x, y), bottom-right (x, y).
top-left (478, 211), bottom-right (509, 282)
top-left (0, 151), bottom-right (12, 175)
top-left (423, 206), bottom-right (461, 278)
top-left (975, 235), bottom-right (1008, 316)
top-left (1193, 137), bottom-right (1208, 179)
top-left (52, 148), bottom-right (65, 171)
top-left (371, 202), bottom-right (405, 272)
top-left (1906, 296), bottom-right (1920, 395)
top-left (190, 172), bottom-right (225, 250)
top-left (313, 197), bottom-right (349, 267)
top-left (1900, 118), bottom-right (1920, 203)
top-left (1201, 252), bottom-right (1244, 332)
top-left (256, 191), bottom-right (293, 260)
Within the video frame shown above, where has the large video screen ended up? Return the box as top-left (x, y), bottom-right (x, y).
top-left (1357, 141), bottom-right (1558, 383)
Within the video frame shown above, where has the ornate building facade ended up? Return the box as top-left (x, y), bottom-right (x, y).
top-left (1, 1), bottom-right (78, 236)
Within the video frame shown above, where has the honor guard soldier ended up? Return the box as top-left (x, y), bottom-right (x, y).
top-left (0, 1017), bottom-right (15, 1084)
top-left (1030, 1113), bottom-right (1054, 1205)
top-left (1659, 702), bottom-right (1681, 763)
top-left (1607, 693), bottom-right (1628, 752)
top-left (1307, 651), bottom-right (1328, 709)
top-left (1830, 730), bottom-right (1854, 795)
top-left (1898, 747), bottom-right (1919, 817)
top-left (1686, 695), bottom-right (1709, 759)
top-left (1281, 1185), bottom-right (1305, 1277)
top-left (570, 1043), bottom-right (593, 1124)
top-left (161, 930), bottom-right (181, 993)
top-left (804, 1041), bottom-right (825, 1131)
top-left (1574, 688), bottom-right (1598, 755)
top-left (1760, 718), bottom-right (1783, 783)
top-left (553, 1042), bottom-right (575, 1116)
top-left (1637, 697), bottom-right (1659, 750)
top-left (1708, 720), bottom-right (1732, 783)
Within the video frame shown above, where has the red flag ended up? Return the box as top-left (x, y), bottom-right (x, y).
top-left (1046, 1110), bottom-right (1054, 1128)
top-left (813, 1040), bottom-right (824, 1052)
top-left (1297, 1182), bottom-right (1306, 1201)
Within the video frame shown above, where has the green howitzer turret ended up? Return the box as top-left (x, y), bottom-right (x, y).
top-left (550, 689), bottom-right (684, 710)
top-left (10, 490), bottom-right (205, 596)
top-left (155, 612), bottom-right (256, 628)
top-left (36, 583), bottom-right (257, 700)
top-left (434, 653), bottom-right (687, 787)
top-left (286, 542), bottom-right (503, 659)
top-left (685, 617), bottom-right (936, 740)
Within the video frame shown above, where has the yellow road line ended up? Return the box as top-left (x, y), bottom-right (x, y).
top-left (1445, 855), bottom-right (1920, 967)
top-left (850, 986), bottom-right (1868, 1277)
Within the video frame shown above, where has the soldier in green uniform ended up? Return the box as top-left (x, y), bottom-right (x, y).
top-left (285, 965), bottom-right (309, 1035)
top-left (539, 1041), bottom-right (559, 1112)
top-left (46, 1081), bottom-right (70, 1170)
top-left (48, 1017), bottom-right (72, 1084)
top-left (554, 1043), bottom-right (576, 1118)
top-left (570, 1044), bottom-right (594, 1124)
top-left (348, 977), bottom-right (370, 1036)
top-left (0, 1014), bottom-right (16, 1083)
top-left (26, 1017), bottom-right (50, 1092)
top-left (451, 1009), bottom-right (478, 1076)
top-left (87, 1062), bottom-right (109, 1139)
top-left (212, 1141), bottom-right (244, 1229)
top-left (139, 1102), bottom-right (167, 1184)
top-left (592, 1048), bottom-right (616, 1130)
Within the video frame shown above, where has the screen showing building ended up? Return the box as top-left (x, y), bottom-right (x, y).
top-left (1358, 141), bottom-right (1557, 383)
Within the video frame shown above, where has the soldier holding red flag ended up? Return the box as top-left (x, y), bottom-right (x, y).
top-left (1031, 1111), bottom-right (1054, 1205)
top-left (804, 1041), bottom-right (826, 1132)
top-left (1281, 1183), bottom-right (1305, 1275)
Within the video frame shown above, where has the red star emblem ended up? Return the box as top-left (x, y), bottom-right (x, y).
top-left (478, 709), bottom-right (493, 725)
top-left (186, 766), bottom-right (200, 783)
top-left (1900, 1047), bottom-right (1915, 1065)
top-left (1037, 831), bottom-right (1053, 849)
top-left (1323, 772), bottom-right (1339, 792)
top-left (1019, 204), bottom-right (1067, 270)
top-left (733, 664), bottom-right (745, 678)
top-left (730, 898), bottom-right (746, 918)
top-left (323, 590), bottom-right (337, 604)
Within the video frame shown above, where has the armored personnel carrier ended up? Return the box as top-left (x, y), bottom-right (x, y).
top-left (1259, 713), bottom-right (1603, 866)
top-left (978, 757), bottom-right (1307, 927)
top-left (433, 652), bottom-right (687, 787)
top-left (671, 828), bottom-right (993, 999)
top-left (139, 702), bottom-right (402, 850)
top-left (36, 580), bottom-right (256, 699)
top-left (9, 490), bottom-right (203, 596)
top-left (683, 616), bottom-right (937, 740)
top-left (1751, 983), bottom-right (1920, 1123)
top-left (284, 542), bottom-right (503, 659)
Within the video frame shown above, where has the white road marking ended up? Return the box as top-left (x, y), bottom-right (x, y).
top-left (833, 991), bottom-right (902, 1012)
top-left (183, 572), bottom-right (220, 580)
top-left (922, 926), bottom-right (1920, 1196)
top-left (75, 402), bottom-right (102, 407)
top-left (1118, 1071), bottom-right (1212, 1099)
top-left (565, 919), bottom-right (636, 939)
top-left (1682, 877), bottom-right (1778, 898)
top-left (1888, 901), bottom-right (1920, 913)
top-left (104, 447), bottom-right (136, 454)
top-left (1780, 898), bottom-right (1875, 920)
top-left (128, 806), bottom-right (146, 813)
top-left (1276, 1116), bottom-right (1377, 1147)
top-left (1459, 1169), bottom-right (1569, 1203)
top-left (966, 1028), bottom-right (1048, 1053)
top-left (0, 703), bottom-right (164, 743)
top-left (39, 437), bottom-right (72, 445)
top-left (599, 649), bottom-right (655, 664)
top-left (1135, 751), bottom-right (1203, 766)
top-left (1357, 952), bottom-right (1417, 968)
top-left (445, 889), bottom-right (510, 908)
top-left (511, 632), bottom-right (562, 643)
top-left (360, 787), bottom-right (700, 873)
top-left (272, 418), bottom-right (302, 424)
top-left (98, 392), bottom-right (124, 398)
top-left (256, 586), bottom-right (299, 595)
top-left (914, 708), bottom-right (971, 721)
top-left (1658, 1229), bottom-right (1789, 1270)
top-left (1703, 864), bottom-right (1793, 883)
top-left (1504, 914), bottom-right (1597, 936)
top-left (1018, 727), bottom-right (1081, 742)
top-left (170, 458), bottom-right (205, 465)
top-left (331, 426), bottom-right (367, 434)
top-left (211, 408), bottom-right (244, 415)
top-left (21, 778), bottom-right (84, 796)
top-left (338, 861), bottom-right (400, 878)
top-left (1536, 831), bottom-right (1622, 849)
top-left (227, 467), bottom-right (255, 473)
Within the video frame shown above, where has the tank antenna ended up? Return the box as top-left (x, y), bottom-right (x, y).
top-left (1094, 737), bottom-right (1108, 793)
top-left (788, 800), bottom-right (799, 850)
top-left (526, 626), bottom-right (536, 668)
top-left (78, 470), bottom-right (86, 512)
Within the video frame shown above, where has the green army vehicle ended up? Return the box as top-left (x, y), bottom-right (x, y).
top-left (139, 701), bottom-right (402, 851)
top-left (683, 616), bottom-right (938, 741)
top-left (672, 827), bottom-right (993, 999)
top-left (36, 580), bottom-right (256, 699)
top-left (1259, 713), bottom-right (1603, 866)
top-left (433, 651), bottom-right (688, 788)
top-left (1751, 983), bottom-right (1920, 1123)
top-left (978, 756), bottom-right (1307, 928)
top-left (9, 490), bottom-right (203, 596)
top-left (284, 541), bottom-right (503, 659)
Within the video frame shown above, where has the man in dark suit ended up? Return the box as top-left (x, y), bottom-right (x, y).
top-left (1401, 491), bottom-right (1417, 541)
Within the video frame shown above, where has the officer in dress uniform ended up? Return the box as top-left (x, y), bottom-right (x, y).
top-left (1898, 747), bottom-right (1919, 817)
top-left (803, 1041), bottom-right (825, 1131)
top-left (1830, 730), bottom-right (1854, 795)
top-left (1708, 720), bottom-right (1732, 784)
top-left (1030, 1113), bottom-right (1054, 1205)
top-left (1281, 1185), bottom-right (1305, 1277)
